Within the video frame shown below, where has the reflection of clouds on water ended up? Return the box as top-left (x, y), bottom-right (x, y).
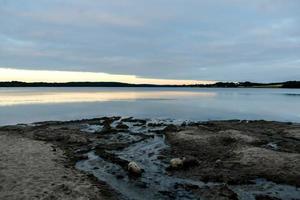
top-left (0, 88), bottom-right (300, 125)
top-left (0, 90), bottom-right (216, 106)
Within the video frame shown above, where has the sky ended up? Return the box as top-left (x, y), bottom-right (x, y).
top-left (0, 0), bottom-right (299, 83)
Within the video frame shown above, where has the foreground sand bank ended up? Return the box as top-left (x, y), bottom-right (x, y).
top-left (0, 131), bottom-right (117, 200)
top-left (0, 117), bottom-right (300, 200)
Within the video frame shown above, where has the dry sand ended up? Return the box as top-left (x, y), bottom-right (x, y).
top-left (0, 132), bottom-right (111, 200)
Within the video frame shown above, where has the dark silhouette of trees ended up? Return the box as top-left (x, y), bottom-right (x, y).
top-left (282, 81), bottom-right (300, 88)
top-left (0, 81), bottom-right (299, 88)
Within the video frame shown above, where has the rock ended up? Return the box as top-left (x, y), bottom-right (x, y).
top-left (170, 158), bottom-right (184, 169)
top-left (116, 123), bottom-right (129, 130)
top-left (128, 161), bottom-right (142, 176)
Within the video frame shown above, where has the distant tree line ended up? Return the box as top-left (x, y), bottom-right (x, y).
top-left (0, 81), bottom-right (299, 88)
top-left (193, 81), bottom-right (300, 88)
top-left (281, 81), bottom-right (300, 88)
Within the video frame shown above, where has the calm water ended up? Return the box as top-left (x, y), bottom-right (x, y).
top-left (0, 87), bottom-right (300, 125)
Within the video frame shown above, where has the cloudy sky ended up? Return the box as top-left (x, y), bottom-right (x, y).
top-left (0, 0), bottom-right (299, 83)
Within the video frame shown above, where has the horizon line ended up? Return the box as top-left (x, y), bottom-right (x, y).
top-left (0, 67), bottom-right (215, 85)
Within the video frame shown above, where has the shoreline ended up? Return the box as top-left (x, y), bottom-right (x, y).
top-left (1, 80), bottom-right (300, 88)
top-left (1, 117), bottom-right (300, 200)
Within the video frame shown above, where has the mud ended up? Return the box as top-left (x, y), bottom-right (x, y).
top-left (164, 120), bottom-right (300, 187)
top-left (1, 117), bottom-right (300, 200)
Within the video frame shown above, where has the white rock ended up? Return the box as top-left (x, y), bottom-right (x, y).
top-left (170, 158), bottom-right (184, 169)
top-left (128, 161), bottom-right (142, 175)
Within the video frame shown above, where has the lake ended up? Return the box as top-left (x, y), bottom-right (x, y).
top-left (0, 87), bottom-right (300, 125)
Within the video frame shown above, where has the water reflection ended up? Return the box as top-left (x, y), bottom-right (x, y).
top-left (0, 87), bottom-right (299, 125)
top-left (0, 90), bottom-right (216, 106)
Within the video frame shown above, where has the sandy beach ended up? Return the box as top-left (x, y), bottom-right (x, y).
top-left (1, 117), bottom-right (300, 200)
top-left (0, 129), bottom-right (117, 200)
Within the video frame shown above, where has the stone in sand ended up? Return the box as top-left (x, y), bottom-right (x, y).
top-left (170, 158), bottom-right (184, 169)
top-left (128, 161), bottom-right (142, 176)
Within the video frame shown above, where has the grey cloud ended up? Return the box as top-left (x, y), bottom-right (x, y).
top-left (0, 0), bottom-right (299, 82)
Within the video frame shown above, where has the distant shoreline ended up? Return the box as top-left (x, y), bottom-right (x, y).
top-left (0, 81), bottom-right (299, 88)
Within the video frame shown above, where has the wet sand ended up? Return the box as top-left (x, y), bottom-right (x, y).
top-left (0, 117), bottom-right (300, 200)
top-left (164, 120), bottom-right (300, 186)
